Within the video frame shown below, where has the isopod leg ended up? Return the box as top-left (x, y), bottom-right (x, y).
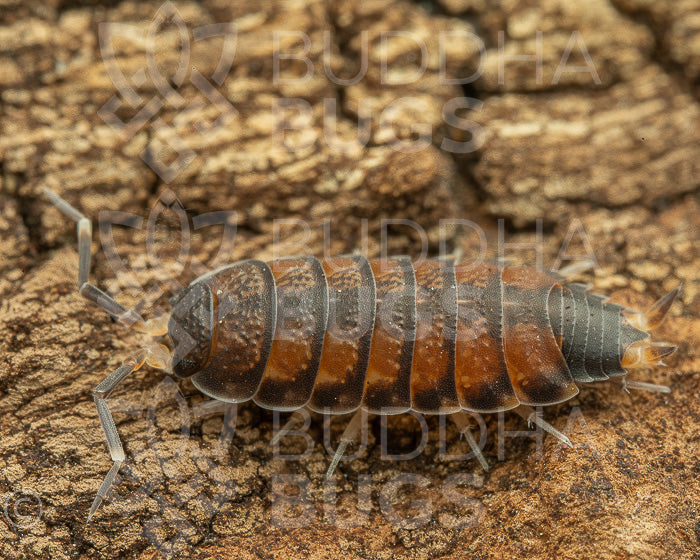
top-left (556, 259), bottom-right (596, 278)
top-left (451, 412), bottom-right (489, 470)
top-left (43, 188), bottom-right (143, 328)
top-left (440, 246), bottom-right (463, 266)
top-left (326, 409), bottom-right (364, 478)
top-left (271, 408), bottom-right (311, 447)
top-left (514, 406), bottom-right (573, 448)
top-left (88, 350), bottom-right (148, 521)
top-left (622, 378), bottom-right (671, 394)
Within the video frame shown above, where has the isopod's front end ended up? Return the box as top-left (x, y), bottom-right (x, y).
top-left (173, 261), bottom-right (277, 403)
top-left (168, 280), bottom-right (214, 378)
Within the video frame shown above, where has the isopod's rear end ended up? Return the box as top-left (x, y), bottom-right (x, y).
top-left (549, 282), bottom-right (679, 384)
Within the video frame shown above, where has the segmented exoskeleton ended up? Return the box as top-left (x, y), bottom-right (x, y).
top-left (169, 255), bottom-right (675, 413)
top-left (44, 189), bottom-right (680, 521)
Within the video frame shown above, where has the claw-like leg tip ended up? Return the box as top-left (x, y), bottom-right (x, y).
top-left (87, 460), bottom-right (123, 523)
top-left (325, 411), bottom-right (364, 479)
top-left (462, 428), bottom-right (489, 471)
top-left (326, 440), bottom-right (349, 479)
top-left (87, 496), bottom-right (102, 523)
top-left (528, 413), bottom-right (573, 448)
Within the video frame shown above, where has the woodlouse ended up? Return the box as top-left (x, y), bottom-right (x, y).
top-left (43, 188), bottom-right (680, 521)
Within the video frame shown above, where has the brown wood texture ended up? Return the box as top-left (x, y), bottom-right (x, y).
top-left (0, 1), bottom-right (698, 559)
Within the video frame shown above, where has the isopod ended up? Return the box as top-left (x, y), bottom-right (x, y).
top-left (43, 188), bottom-right (680, 521)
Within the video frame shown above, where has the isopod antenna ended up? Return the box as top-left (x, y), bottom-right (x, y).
top-left (43, 187), bottom-right (173, 520)
top-left (43, 187), bottom-right (147, 327)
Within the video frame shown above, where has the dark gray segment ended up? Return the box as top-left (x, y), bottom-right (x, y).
top-left (566, 284), bottom-right (596, 382)
top-left (169, 280), bottom-right (213, 378)
top-left (620, 322), bottom-right (650, 348)
top-left (601, 302), bottom-right (627, 377)
top-left (584, 293), bottom-right (608, 381)
top-left (560, 286), bottom-right (577, 360)
top-left (548, 286), bottom-right (563, 340)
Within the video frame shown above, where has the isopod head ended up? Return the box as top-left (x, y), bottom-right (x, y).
top-left (168, 281), bottom-right (214, 378)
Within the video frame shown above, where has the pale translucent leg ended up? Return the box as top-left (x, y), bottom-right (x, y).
top-left (514, 405), bottom-right (573, 448)
top-left (622, 378), bottom-right (671, 394)
top-left (326, 409), bottom-right (364, 478)
top-left (87, 342), bottom-right (171, 521)
top-left (192, 400), bottom-right (239, 460)
top-left (271, 408), bottom-right (309, 447)
top-left (557, 259), bottom-right (596, 278)
top-left (88, 350), bottom-right (147, 521)
top-left (439, 246), bottom-right (464, 266)
top-left (45, 189), bottom-right (174, 520)
top-left (451, 411), bottom-right (489, 470)
top-left (43, 187), bottom-right (144, 328)
top-left (192, 399), bottom-right (234, 417)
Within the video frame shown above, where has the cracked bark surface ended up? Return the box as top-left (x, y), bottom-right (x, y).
top-left (0, 0), bottom-right (698, 559)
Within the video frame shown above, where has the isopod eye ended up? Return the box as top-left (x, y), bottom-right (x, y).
top-left (168, 281), bottom-right (213, 378)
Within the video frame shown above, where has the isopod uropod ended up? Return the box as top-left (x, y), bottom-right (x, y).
top-left (43, 188), bottom-right (680, 521)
